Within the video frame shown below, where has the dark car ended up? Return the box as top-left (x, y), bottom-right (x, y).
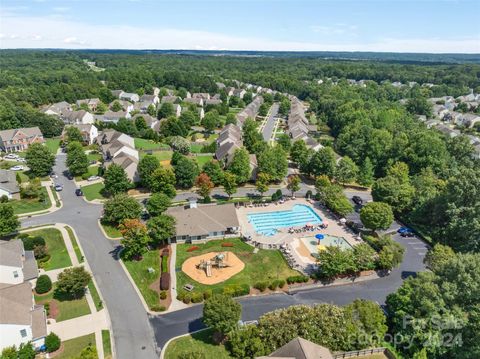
top-left (352, 195), bottom-right (363, 205)
top-left (75, 189), bottom-right (83, 196)
top-left (66, 173), bottom-right (74, 180)
top-left (346, 220), bottom-right (364, 234)
top-left (400, 231), bottom-right (415, 237)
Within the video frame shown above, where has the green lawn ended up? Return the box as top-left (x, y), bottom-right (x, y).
top-left (135, 138), bottom-right (169, 151)
top-left (195, 154), bottom-right (214, 168)
top-left (86, 152), bottom-right (102, 162)
top-left (24, 228), bottom-right (72, 270)
top-left (140, 150), bottom-right (173, 162)
top-left (101, 222), bottom-right (122, 238)
top-left (88, 280), bottom-right (103, 311)
top-left (102, 330), bottom-right (113, 359)
top-left (35, 285), bottom-right (91, 322)
top-left (55, 333), bottom-right (96, 359)
top-left (122, 250), bottom-right (160, 310)
top-left (81, 182), bottom-right (106, 201)
top-left (65, 226), bottom-right (84, 263)
top-left (11, 187), bottom-right (51, 214)
top-left (176, 238), bottom-right (300, 296)
top-left (45, 138), bottom-right (61, 154)
top-left (51, 186), bottom-right (61, 207)
top-left (165, 329), bottom-right (232, 359)
top-left (190, 143), bottom-right (204, 153)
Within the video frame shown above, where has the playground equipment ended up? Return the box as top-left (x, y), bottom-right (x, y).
top-left (196, 253), bottom-right (231, 277)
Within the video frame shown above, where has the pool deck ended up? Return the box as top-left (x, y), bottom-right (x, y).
top-left (237, 198), bottom-right (359, 248)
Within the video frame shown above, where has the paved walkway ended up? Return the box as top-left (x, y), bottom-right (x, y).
top-left (19, 182), bottom-right (60, 217)
top-left (22, 223), bottom-right (110, 358)
top-left (165, 244), bottom-right (188, 312)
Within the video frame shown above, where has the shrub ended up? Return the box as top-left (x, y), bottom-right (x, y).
top-left (44, 302), bottom-right (50, 315)
top-left (221, 242), bottom-right (234, 247)
top-left (203, 195), bottom-right (211, 204)
top-left (35, 275), bottom-right (52, 294)
top-left (45, 332), bottom-right (61, 353)
top-left (81, 173), bottom-right (90, 180)
top-left (223, 284), bottom-right (249, 297)
top-left (160, 272), bottom-right (170, 290)
top-left (269, 281), bottom-right (279, 291)
top-left (21, 235), bottom-right (46, 250)
top-left (254, 281), bottom-right (268, 292)
top-left (0, 195), bottom-right (8, 203)
top-left (183, 294), bottom-right (191, 304)
top-left (37, 254), bottom-right (51, 264)
top-left (151, 305), bottom-right (166, 312)
top-left (161, 248), bottom-right (170, 256)
top-left (277, 279), bottom-right (286, 288)
top-left (203, 289), bottom-right (213, 300)
top-left (286, 275), bottom-right (309, 284)
top-left (161, 255), bottom-right (169, 273)
top-left (160, 291), bottom-right (167, 300)
top-left (187, 246), bottom-right (199, 252)
top-left (191, 292), bottom-right (204, 303)
top-left (176, 291), bottom-right (185, 301)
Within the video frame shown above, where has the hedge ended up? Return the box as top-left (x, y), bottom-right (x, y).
top-left (191, 292), bottom-right (204, 303)
top-left (203, 289), bottom-right (212, 300)
top-left (160, 273), bottom-right (170, 290)
top-left (35, 275), bottom-right (52, 294)
top-left (161, 255), bottom-right (168, 273)
top-left (254, 281), bottom-right (269, 292)
top-left (223, 283), bottom-right (250, 297)
top-left (286, 275), bottom-right (310, 284)
top-left (183, 294), bottom-right (191, 304)
top-left (160, 291), bottom-right (167, 300)
top-left (151, 305), bottom-right (166, 312)
top-left (21, 235), bottom-right (46, 250)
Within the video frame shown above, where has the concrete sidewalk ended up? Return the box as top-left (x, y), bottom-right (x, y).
top-left (19, 182), bottom-right (61, 217)
top-left (165, 244), bottom-right (188, 313)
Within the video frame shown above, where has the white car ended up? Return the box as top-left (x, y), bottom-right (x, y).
top-left (10, 165), bottom-right (24, 171)
top-left (87, 175), bottom-right (100, 182)
top-left (54, 184), bottom-right (63, 192)
top-left (4, 154), bottom-right (19, 160)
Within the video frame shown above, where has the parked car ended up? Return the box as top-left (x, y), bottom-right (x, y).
top-left (17, 158), bottom-right (27, 163)
top-left (66, 173), bottom-right (74, 180)
top-left (398, 226), bottom-right (413, 234)
top-left (10, 165), bottom-right (24, 171)
top-left (400, 231), bottom-right (415, 237)
top-left (75, 188), bottom-right (83, 196)
top-left (54, 184), bottom-right (63, 191)
top-left (346, 220), bottom-right (364, 234)
top-left (87, 175), bottom-right (100, 182)
top-left (4, 153), bottom-right (19, 160)
top-left (50, 172), bottom-right (58, 179)
top-left (352, 195), bottom-right (363, 205)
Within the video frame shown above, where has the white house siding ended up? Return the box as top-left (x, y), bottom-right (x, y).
top-left (0, 188), bottom-right (13, 200)
top-left (0, 324), bottom-right (33, 351)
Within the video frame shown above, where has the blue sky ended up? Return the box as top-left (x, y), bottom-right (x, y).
top-left (1, 0), bottom-right (479, 52)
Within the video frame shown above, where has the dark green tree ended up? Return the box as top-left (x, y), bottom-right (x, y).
top-left (25, 143), bottom-right (55, 177)
top-left (103, 163), bottom-right (131, 195)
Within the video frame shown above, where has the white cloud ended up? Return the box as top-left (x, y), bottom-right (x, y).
top-left (310, 24), bottom-right (358, 36)
top-left (0, 13), bottom-right (478, 53)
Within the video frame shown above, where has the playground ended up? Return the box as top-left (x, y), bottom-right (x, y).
top-left (181, 251), bottom-right (245, 285)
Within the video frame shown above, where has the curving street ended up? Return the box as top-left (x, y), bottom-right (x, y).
top-left (21, 154), bottom-right (428, 357)
top-left (21, 154), bottom-right (159, 359)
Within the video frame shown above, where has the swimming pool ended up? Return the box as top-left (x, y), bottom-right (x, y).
top-left (247, 204), bottom-right (322, 236)
top-left (301, 235), bottom-right (353, 254)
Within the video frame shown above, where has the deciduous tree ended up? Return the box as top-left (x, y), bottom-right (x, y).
top-left (103, 163), bottom-right (131, 195)
top-left (25, 143), bottom-right (55, 177)
top-left (203, 294), bottom-right (241, 337)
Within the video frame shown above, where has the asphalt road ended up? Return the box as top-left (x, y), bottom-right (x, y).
top-left (21, 154), bottom-right (159, 359)
top-left (261, 102), bottom-right (280, 141)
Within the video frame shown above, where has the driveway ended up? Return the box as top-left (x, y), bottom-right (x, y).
top-left (21, 154), bottom-right (159, 359)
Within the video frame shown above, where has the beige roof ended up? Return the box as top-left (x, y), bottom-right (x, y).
top-left (0, 127), bottom-right (43, 141)
top-left (0, 282), bottom-right (33, 325)
top-left (260, 337), bottom-right (333, 359)
top-left (0, 169), bottom-right (20, 194)
top-left (0, 240), bottom-right (24, 268)
top-left (167, 203), bottom-right (239, 237)
top-left (111, 152), bottom-right (138, 170)
top-left (31, 305), bottom-right (47, 339)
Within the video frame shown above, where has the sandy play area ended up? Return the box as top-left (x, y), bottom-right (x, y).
top-left (181, 251), bottom-right (245, 285)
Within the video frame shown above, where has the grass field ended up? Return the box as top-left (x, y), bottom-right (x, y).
top-left (24, 228), bottom-right (72, 270)
top-left (135, 138), bottom-right (170, 151)
top-left (102, 330), bottom-right (113, 359)
top-left (164, 329), bottom-right (232, 359)
top-left (45, 138), bottom-right (61, 154)
top-left (55, 333), bottom-right (96, 359)
top-left (35, 285), bottom-right (91, 322)
top-left (190, 143), bottom-right (204, 153)
top-left (101, 222), bottom-right (122, 238)
top-left (176, 238), bottom-right (299, 296)
top-left (50, 186), bottom-right (61, 207)
top-left (122, 250), bottom-right (160, 310)
top-left (11, 187), bottom-right (51, 214)
top-left (65, 226), bottom-right (84, 263)
top-left (86, 152), bottom-right (102, 162)
top-left (75, 166), bottom-right (99, 181)
top-left (81, 182), bottom-right (106, 201)
top-left (88, 280), bottom-right (103, 311)
top-left (194, 154), bottom-right (214, 168)
top-left (139, 150), bottom-right (173, 163)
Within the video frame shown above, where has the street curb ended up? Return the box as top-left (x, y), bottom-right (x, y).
top-left (159, 328), bottom-right (209, 359)
top-left (97, 220), bottom-right (121, 240)
top-left (18, 184), bottom-right (60, 218)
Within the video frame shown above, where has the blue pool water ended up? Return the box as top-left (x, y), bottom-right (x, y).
top-left (247, 204), bottom-right (322, 236)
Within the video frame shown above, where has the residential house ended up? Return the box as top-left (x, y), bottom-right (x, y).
top-left (205, 99), bottom-right (223, 106)
top-left (258, 337), bottom-right (334, 359)
top-left (160, 96), bottom-right (179, 104)
top-left (183, 97), bottom-right (204, 107)
top-left (152, 87), bottom-right (160, 96)
top-left (62, 124), bottom-right (98, 145)
top-left (233, 89), bottom-right (246, 99)
top-left (425, 119), bottom-right (441, 129)
top-left (456, 93), bottom-right (476, 103)
top-left (172, 104), bottom-right (182, 118)
top-left (0, 170), bottom-right (20, 200)
top-left (110, 90), bottom-right (125, 98)
top-left (211, 94), bottom-right (222, 100)
top-left (62, 110), bottom-right (95, 125)
top-left (139, 94), bottom-right (159, 106)
top-left (288, 97), bottom-right (323, 152)
top-left (166, 200), bottom-right (239, 243)
top-left (42, 101), bottom-right (72, 117)
top-left (76, 98), bottom-right (101, 112)
top-left (134, 101), bottom-right (154, 113)
top-left (0, 127), bottom-right (45, 153)
top-left (192, 93), bottom-right (210, 100)
top-left (236, 96), bottom-right (264, 127)
top-left (462, 113), bottom-right (480, 128)
top-left (119, 92), bottom-right (140, 103)
top-left (97, 130), bottom-right (139, 181)
top-left (0, 240), bottom-right (45, 352)
top-left (224, 87), bottom-right (235, 96)
top-left (432, 104), bottom-right (449, 120)
top-left (132, 114), bottom-right (159, 130)
top-left (436, 124), bottom-right (460, 138)
top-left (97, 111), bottom-right (131, 124)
